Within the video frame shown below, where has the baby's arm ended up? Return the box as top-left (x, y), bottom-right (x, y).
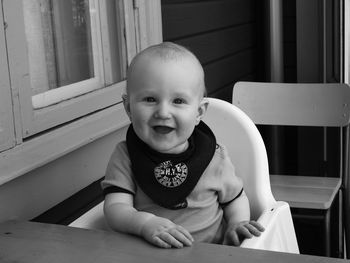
top-left (223, 190), bottom-right (264, 246)
top-left (104, 192), bottom-right (194, 248)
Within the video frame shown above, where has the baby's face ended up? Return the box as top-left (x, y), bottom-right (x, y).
top-left (125, 55), bottom-right (207, 154)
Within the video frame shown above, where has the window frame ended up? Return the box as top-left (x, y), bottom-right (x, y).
top-left (29, 0), bottom-right (105, 110)
top-left (0, 0), bottom-right (162, 184)
top-left (2, 0), bottom-right (161, 140)
top-left (3, 0), bottom-right (133, 139)
top-left (0, 6), bottom-right (15, 152)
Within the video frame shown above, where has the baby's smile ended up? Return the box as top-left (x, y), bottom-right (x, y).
top-left (153, 125), bottom-right (174, 134)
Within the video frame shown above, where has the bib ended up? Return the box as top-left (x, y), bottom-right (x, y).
top-left (126, 121), bottom-right (216, 209)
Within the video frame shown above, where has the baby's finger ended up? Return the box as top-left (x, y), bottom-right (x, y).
top-left (159, 232), bottom-right (184, 248)
top-left (152, 236), bottom-right (172, 249)
top-left (170, 228), bottom-right (193, 247)
top-left (176, 226), bottom-right (194, 244)
top-left (249, 221), bottom-right (265, 232)
top-left (237, 225), bottom-right (254, 238)
top-left (245, 223), bottom-right (263, 236)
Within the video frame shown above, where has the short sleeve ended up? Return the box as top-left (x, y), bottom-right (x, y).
top-left (101, 141), bottom-right (136, 195)
top-left (214, 144), bottom-right (244, 204)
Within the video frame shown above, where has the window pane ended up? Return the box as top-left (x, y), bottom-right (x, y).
top-left (52, 0), bottom-right (94, 87)
top-left (24, 0), bottom-right (127, 109)
top-left (24, 0), bottom-right (94, 95)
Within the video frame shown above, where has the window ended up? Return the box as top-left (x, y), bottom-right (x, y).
top-left (0, 0), bottom-right (162, 153)
top-left (26, 0), bottom-right (124, 109)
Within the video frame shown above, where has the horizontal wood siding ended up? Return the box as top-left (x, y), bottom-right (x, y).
top-left (162, 0), bottom-right (255, 40)
top-left (161, 0), bottom-right (259, 102)
top-left (174, 24), bottom-right (256, 64)
top-left (204, 49), bottom-right (255, 94)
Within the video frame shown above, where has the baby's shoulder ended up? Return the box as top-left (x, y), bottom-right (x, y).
top-left (116, 140), bottom-right (127, 150)
top-left (110, 141), bottom-right (129, 159)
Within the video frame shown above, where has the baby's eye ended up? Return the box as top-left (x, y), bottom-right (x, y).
top-left (173, 98), bottom-right (185, 104)
top-left (144, 97), bottom-right (156, 103)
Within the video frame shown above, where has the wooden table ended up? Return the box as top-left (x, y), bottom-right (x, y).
top-left (0, 220), bottom-right (347, 263)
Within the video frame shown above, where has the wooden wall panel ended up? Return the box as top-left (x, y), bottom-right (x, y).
top-left (162, 0), bottom-right (255, 40)
top-left (204, 50), bottom-right (255, 94)
top-left (175, 24), bottom-right (256, 65)
top-left (161, 0), bottom-right (259, 102)
top-left (210, 72), bottom-right (255, 100)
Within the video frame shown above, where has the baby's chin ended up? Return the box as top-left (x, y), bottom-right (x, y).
top-left (152, 141), bottom-right (189, 155)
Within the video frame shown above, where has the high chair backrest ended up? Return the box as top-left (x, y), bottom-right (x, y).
top-left (203, 98), bottom-right (275, 220)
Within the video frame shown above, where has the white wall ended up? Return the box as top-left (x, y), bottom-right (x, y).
top-left (0, 126), bottom-right (127, 222)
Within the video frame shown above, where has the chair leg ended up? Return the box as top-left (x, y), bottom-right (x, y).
top-left (324, 190), bottom-right (344, 258)
top-left (324, 208), bottom-right (331, 257)
top-left (345, 190), bottom-right (350, 259)
top-left (338, 190), bottom-right (344, 258)
top-left (292, 211), bottom-right (331, 257)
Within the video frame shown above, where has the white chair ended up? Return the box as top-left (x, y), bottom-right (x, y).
top-left (232, 81), bottom-right (350, 258)
top-left (69, 98), bottom-right (299, 254)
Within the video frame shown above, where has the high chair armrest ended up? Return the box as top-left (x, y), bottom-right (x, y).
top-left (240, 201), bottom-right (299, 254)
top-left (70, 200), bottom-right (299, 254)
top-left (69, 201), bottom-right (109, 231)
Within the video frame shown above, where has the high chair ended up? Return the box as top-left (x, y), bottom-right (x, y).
top-left (232, 81), bottom-right (350, 258)
top-left (69, 98), bottom-right (299, 254)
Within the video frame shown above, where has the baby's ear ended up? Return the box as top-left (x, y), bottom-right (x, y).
top-left (196, 98), bottom-right (209, 125)
top-left (122, 94), bottom-right (132, 120)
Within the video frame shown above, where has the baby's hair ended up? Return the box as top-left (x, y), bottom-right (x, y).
top-left (126, 42), bottom-right (207, 96)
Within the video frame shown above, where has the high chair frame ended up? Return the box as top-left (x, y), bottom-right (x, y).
top-left (69, 97), bottom-right (299, 253)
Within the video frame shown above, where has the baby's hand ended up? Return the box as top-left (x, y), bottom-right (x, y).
top-left (140, 216), bottom-right (194, 248)
top-left (223, 220), bottom-right (265, 246)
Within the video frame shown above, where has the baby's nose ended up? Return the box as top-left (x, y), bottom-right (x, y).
top-left (154, 103), bottom-right (171, 119)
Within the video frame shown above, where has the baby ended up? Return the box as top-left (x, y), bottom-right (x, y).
top-left (101, 42), bottom-right (264, 248)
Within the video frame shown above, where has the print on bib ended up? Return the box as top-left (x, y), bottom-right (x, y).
top-left (154, 160), bottom-right (188, 188)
